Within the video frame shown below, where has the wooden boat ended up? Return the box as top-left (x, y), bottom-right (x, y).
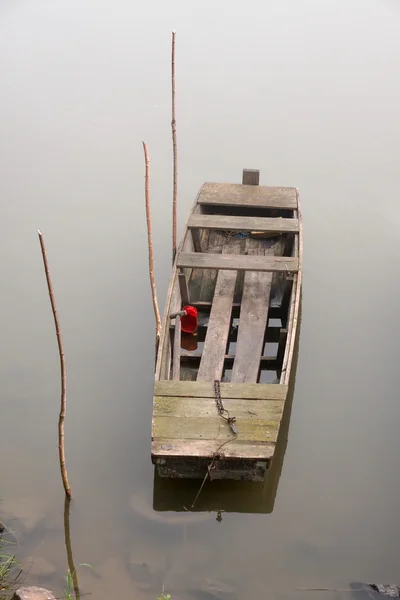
top-left (152, 168), bottom-right (302, 482)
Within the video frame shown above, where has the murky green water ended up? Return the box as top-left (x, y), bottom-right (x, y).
top-left (1, 0), bottom-right (400, 598)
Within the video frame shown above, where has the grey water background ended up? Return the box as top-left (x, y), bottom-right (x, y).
top-left (1, 0), bottom-right (400, 598)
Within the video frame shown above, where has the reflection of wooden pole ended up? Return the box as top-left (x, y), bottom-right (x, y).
top-left (142, 142), bottom-right (161, 346)
top-left (171, 30), bottom-right (178, 264)
top-left (64, 496), bottom-right (80, 600)
top-left (37, 230), bottom-right (71, 498)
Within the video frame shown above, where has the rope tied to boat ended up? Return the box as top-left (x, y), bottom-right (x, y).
top-left (213, 379), bottom-right (238, 435)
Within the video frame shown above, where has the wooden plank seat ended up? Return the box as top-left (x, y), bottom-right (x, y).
top-left (197, 182), bottom-right (298, 209)
top-left (188, 214), bottom-right (299, 233)
top-left (177, 252), bottom-right (298, 273)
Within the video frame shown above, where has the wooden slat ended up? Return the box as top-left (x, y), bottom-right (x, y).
top-left (178, 253), bottom-right (298, 273)
top-left (196, 246), bottom-right (238, 381)
top-left (280, 276), bottom-right (293, 328)
top-left (172, 315), bottom-right (181, 380)
top-left (154, 380), bottom-right (288, 400)
top-left (153, 416), bottom-right (279, 442)
top-left (178, 270), bottom-right (189, 305)
top-left (197, 230), bottom-right (221, 302)
top-left (152, 438), bottom-right (275, 460)
top-left (232, 232), bottom-right (278, 383)
top-left (232, 271), bottom-right (272, 383)
top-left (188, 214), bottom-right (299, 233)
top-left (154, 397), bottom-right (284, 419)
top-left (198, 183), bottom-right (297, 209)
top-left (191, 228), bottom-right (202, 252)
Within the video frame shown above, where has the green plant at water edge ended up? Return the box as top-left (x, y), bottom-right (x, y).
top-left (157, 589), bottom-right (171, 600)
top-left (64, 567), bottom-right (74, 600)
top-left (0, 531), bottom-right (23, 599)
top-left (64, 563), bottom-right (93, 600)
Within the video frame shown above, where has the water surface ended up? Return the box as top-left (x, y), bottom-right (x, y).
top-left (1, 0), bottom-right (400, 598)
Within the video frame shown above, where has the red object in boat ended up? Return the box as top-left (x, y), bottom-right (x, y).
top-left (181, 305), bottom-right (198, 334)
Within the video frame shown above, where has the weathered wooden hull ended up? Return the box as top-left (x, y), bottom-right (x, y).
top-left (151, 170), bottom-right (302, 482)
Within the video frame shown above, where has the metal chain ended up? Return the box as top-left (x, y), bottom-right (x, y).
top-left (185, 382), bottom-right (238, 510)
top-left (213, 380), bottom-right (238, 435)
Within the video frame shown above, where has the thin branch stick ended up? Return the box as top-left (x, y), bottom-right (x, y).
top-left (171, 30), bottom-right (178, 264)
top-left (38, 230), bottom-right (71, 498)
top-left (64, 496), bottom-right (80, 600)
top-left (142, 142), bottom-right (161, 346)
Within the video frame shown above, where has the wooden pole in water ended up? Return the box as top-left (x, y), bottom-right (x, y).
top-left (171, 30), bottom-right (178, 264)
top-left (37, 230), bottom-right (71, 498)
top-left (64, 496), bottom-right (80, 600)
top-left (142, 142), bottom-right (161, 349)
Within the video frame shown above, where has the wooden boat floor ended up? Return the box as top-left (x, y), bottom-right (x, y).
top-left (190, 230), bottom-right (284, 383)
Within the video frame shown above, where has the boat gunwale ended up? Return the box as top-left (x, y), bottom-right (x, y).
top-left (154, 191), bottom-right (201, 381)
top-left (280, 188), bottom-right (303, 386)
